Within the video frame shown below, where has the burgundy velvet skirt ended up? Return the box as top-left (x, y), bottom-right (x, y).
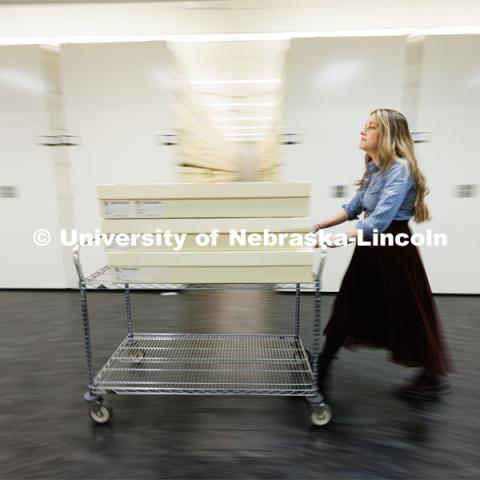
top-left (324, 220), bottom-right (452, 375)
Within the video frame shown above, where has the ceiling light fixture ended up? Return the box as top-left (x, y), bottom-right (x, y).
top-left (214, 116), bottom-right (272, 121)
top-left (224, 132), bottom-right (268, 137)
top-left (227, 138), bottom-right (267, 142)
top-left (189, 79), bottom-right (281, 85)
top-left (220, 126), bottom-right (270, 130)
top-left (204, 102), bottom-right (276, 107)
top-left (2, 27), bottom-right (480, 46)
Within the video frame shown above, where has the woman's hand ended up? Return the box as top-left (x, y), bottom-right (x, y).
top-left (313, 232), bottom-right (340, 248)
top-left (346, 228), bottom-right (358, 242)
top-left (324, 237), bottom-right (341, 248)
top-left (314, 236), bottom-right (341, 248)
top-left (312, 223), bottom-right (326, 248)
top-left (314, 228), bottom-right (358, 249)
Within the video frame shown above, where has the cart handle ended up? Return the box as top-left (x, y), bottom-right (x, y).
top-left (72, 243), bottom-right (85, 283)
top-left (313, 245), bottom-right (328, 280)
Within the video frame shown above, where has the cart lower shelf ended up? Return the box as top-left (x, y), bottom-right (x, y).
top-left (93, 333), bottom-right (316, 396)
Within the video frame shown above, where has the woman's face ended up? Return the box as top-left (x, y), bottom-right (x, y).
top-left (359, 113), bottom-right (380, 152)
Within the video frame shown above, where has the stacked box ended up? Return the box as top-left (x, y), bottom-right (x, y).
top-left (98, 182), bottom-right (310, 218)
top-left (101, 218), bottom-right (314, 251)
top-left (108, 251), bottom-right (316, 284)
top-left (97, 182), bottom-right (316, 283)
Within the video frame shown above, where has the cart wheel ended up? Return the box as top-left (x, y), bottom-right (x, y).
top-left (310, 403), bottom-right (333, 427)
top-left (89, 400), bottom-right (113, 425)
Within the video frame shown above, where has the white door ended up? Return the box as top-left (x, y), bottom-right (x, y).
top-left (0, 46), bottom-right (66, 288)
top-left (415, 35), bottom-right (480, 294)
top-left (60, 42), bottom-right (177, 279)
top-left (283, 37), bottom-right (406, 292)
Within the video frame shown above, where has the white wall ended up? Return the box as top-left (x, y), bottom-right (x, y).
top-left (1, 35), bottom-right (479, 292)
top-left (0, 42), bottom-right (177, 288)
top-left (282, 36), bottom-right (406, 292)
top-left (0, 46), bottom-right (66, 288)
top-left (414, 35), bottom-right (480, 294)
top-left (60, 42), bottom-right (177, 280)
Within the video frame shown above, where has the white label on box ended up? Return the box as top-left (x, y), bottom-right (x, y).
top-left (103, 200), bottom-right (130, 217)
top-left (113, 267), bottom-right (141, 282)
top-left (135, 200), bottom-right (163, 217)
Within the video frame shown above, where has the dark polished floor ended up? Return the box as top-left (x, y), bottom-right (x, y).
top-left (0, 289), bottom-right (479, 480)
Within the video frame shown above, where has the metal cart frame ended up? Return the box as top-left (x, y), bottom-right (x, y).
top-left (73, 244), bottom-right (332, 427)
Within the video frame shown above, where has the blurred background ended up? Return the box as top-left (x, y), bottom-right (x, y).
top-left (0, 0), bottom-right (480, 293)
top-left (1, 2), bottom-right (480, 479)
top-left (0, 0), bottom-right (479, 293)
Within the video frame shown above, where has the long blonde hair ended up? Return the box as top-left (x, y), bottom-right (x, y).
top-left (357, 108), bottom-right (430, 222)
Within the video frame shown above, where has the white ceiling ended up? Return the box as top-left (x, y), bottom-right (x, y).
top-left (1, 1), bottom-right (480, 41)
top-left (0, 0), bottom-right (210, 3)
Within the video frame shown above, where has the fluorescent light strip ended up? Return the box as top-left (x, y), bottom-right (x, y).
top-left (227, 138), bottom-right (266, 142)
top-left (189, 79), bottom-right (281, 85)
top-left (204, 102), bottom-right (276, 107)
top-left (170, 26), bottom-right (480, 39)
top-left (2, 27), bottom-right (480, 46)
top-left (226, 137), bottom-right (266, 140)
top-left (226, 138), bottom-right (266, 141)
top-left (225, 133), bottom-right (267, 137)
top-left (167, 29), bottom-right (411, 42)
top-left (214, 117), bottom-right (272, 121)
top-left (220, 126), bottom-right (270, 130)
top-left (225, 130), bottom-right (267, 133)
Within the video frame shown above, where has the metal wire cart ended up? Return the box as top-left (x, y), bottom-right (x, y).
top-left (73, 244), bottom-right (333, 427)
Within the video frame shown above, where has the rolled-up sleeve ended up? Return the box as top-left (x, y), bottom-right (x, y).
top-left (357, 162), bottom-right (412, 239)
top-left (342, 185), bottom-right (365, 220)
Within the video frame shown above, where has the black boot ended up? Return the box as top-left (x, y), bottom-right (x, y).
top-left (395, 372), bottom-right (452, 400)
top-left (316, 353), bottom-right (334, 394)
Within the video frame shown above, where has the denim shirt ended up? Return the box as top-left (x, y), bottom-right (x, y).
top-left (342, 158), bottom-right (416, 239)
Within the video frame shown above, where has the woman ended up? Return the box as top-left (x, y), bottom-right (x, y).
top-left (313, 108), bottom-right (452, 400)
